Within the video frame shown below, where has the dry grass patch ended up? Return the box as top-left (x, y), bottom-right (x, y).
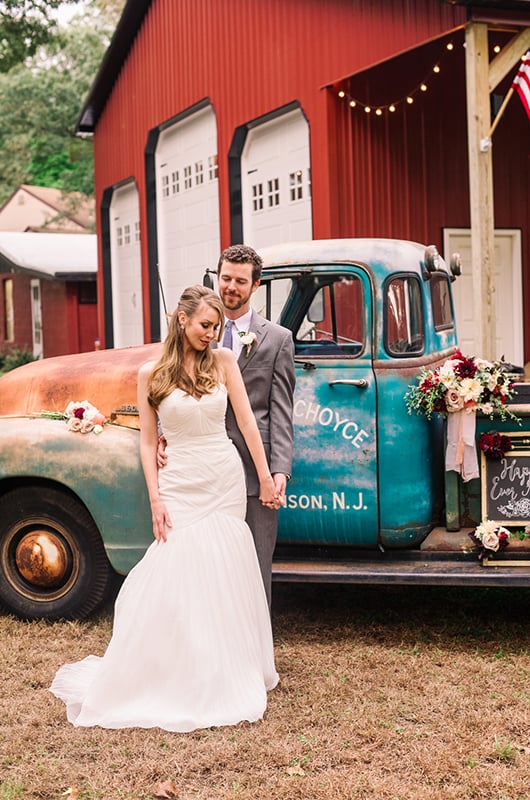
top-left (1, 584), bottom-right (529, 800)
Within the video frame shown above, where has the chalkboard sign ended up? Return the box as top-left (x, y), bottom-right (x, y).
top-left (481, 432), bottom-right (530, 525)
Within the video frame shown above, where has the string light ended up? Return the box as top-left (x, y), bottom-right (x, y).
top-left (335, 42), bottom-right (458, 115)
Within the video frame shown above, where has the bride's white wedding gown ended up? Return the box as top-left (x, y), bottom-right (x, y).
top-left (50, 384), bottom-right (278, 732)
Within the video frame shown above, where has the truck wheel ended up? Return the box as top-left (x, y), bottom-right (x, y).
top-left (0, 486), bottom-right (113, 620)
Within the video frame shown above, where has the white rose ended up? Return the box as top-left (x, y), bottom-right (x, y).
top-left (445, 389), bottom-right (464, 411)
top-left (481, 531), bottom-right (500, 551)
top-left (67, 418), bottom-right (82, 432)
top-left (460, 378), bottom-right (482, 404)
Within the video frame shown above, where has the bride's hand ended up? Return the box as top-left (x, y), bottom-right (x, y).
top-left (151, 498), bottom-right (172, 542)
top-left (259, 475), bottom-right (279, 509)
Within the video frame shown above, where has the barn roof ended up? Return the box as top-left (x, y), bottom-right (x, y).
top-left (0, 232), bottom-right (97, 280)
top-left (75, 0), bottom-right (529, 135)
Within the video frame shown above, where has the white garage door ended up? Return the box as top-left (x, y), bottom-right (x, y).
top-left (110, 182), bottom-right (144, 348)
top-left (156, 106), bottom-right (221, 338)
top-left (242, 108), bottom-right (312, 249)
top-left (443, 228), bottom-right (523, 367)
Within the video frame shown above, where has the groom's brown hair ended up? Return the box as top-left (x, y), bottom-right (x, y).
top-left (217, 244), bottom-right (263, 283)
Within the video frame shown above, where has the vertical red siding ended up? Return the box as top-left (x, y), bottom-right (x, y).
top-left (89, 0), bottom-right (530, 355)
top-left (93, 0), bottom-right (466, 247)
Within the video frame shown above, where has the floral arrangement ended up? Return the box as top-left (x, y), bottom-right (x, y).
top-left (469, 520), bottom-right (511, 561)
top-left (478, 430), bottom-right (512, 460)
top-left (238, 330), bottom-right (257, 357)
top-left (405, 350), bottom-right (516, 420)
top-left (41, 400), bottom-right (107, 434)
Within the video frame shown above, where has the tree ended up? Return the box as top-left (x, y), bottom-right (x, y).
top-left (0, 0), bottom-right (79, 73)
top-left (0, 3), bottom-right (122, 204)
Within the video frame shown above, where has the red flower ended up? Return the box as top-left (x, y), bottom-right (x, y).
top-left (478, 430), bottom-right (511, 460)
top-left (453, 356), bottom-right (477, 380)
top-left (74, 407), bottom-right (85, 420)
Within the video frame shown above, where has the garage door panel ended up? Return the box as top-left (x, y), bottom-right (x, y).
top-left (109, 182), bottom-right (144, 348)
top-left (242, 109), bottom-right (312, 248)
top-left (155, 106), bottom-right (220, 336)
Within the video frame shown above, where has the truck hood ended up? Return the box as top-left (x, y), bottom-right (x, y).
top-left (0, 343), bottom-right (163, 420)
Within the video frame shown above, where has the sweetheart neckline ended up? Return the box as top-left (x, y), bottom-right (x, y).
top-left (173, 383), bottom-right (226, 402)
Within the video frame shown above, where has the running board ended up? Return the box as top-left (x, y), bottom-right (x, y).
top-left (272, 553), bottom-right (530, 587)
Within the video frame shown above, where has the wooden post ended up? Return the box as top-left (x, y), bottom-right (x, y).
top-left (465, 23), bottom-right (497, 360)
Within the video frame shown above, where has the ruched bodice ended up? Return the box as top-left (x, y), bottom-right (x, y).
top-left (50, 380), bottom-right (278, 732)
top-left (158, 383), bottom-right (228, 443)
top-left (158, 384), bottom-right (247, 527)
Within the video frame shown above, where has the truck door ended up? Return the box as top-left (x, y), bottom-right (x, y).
top-left (261, 267), bottom-right (378, 547)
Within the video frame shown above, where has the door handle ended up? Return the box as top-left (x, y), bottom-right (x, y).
top-left (329, 379), bottom-right (368, 388)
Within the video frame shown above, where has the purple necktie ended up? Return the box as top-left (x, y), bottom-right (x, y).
top-left (222, 319), bottom-right (234, 349)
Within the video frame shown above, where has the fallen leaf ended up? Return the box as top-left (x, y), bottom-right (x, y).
top-left (61, 789), bottom-right (80, 799)
top-left (153, 779), bottom-right (179, 798)
top-left (286, 764), bottom-right (305, 776)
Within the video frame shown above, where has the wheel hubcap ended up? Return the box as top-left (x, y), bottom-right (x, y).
top-left (15, 530), bottom-right (69, 588)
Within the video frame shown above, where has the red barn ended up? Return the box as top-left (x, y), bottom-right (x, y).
top-left (78, 0), bottom-right (530, 366)
top-left (0, 233), bottom-right (98, 359)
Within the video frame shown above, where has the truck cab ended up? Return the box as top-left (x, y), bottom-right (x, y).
top-left (0, 238), bottom-right (529, 620)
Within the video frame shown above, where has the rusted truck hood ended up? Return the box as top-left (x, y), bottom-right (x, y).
top-left (0, 343), bottom-right (163, 419)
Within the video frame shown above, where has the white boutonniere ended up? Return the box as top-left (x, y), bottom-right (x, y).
top-left (238, 331), bottom-right (257, 357)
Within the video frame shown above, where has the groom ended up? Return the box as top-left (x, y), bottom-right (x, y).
top-left (216, 244), bottom-right (295, 608)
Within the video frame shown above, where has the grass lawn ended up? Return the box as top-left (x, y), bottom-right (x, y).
top-left (0, 583), bottom-right (529, 800)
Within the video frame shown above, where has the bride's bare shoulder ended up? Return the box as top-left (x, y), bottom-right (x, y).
top-left (138, 360), bottom-right (157, 380)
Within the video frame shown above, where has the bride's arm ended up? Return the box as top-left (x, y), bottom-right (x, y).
top-left (138, 362), bottom-right (172, 542)
top-left (215, 350), bottom-right (277, 507)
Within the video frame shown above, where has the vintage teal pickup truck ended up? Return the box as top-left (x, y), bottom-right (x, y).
top-left (1, 238), bottom-right (529, 620)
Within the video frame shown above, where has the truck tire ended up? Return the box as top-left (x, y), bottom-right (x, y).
top-left (0, 486), bottom-right (113, 620)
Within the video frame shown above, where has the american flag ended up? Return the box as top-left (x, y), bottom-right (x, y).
top-left (512, 49), bottom-right (530, 121)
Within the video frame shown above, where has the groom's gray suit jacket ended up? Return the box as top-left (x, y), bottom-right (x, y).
top-left (225, 310), bottom-right (295, 496)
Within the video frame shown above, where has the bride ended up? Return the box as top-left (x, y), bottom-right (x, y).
top-left (50, 285), bottom-right (279, 732)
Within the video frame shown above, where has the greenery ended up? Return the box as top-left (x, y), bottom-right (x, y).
top-left (0, 1), bottom-right (124, 205)
top-left (0, 347), bottom-right (38, 374)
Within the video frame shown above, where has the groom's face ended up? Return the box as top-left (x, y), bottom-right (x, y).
top-left (218, 260), bottom-right (260, 316)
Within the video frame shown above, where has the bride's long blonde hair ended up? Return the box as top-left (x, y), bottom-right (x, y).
top-left (147, 285), bottom-right (225, 409)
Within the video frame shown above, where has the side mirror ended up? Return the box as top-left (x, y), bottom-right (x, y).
top-left (424, 245), bottom-right (440, 272)
top-left (203, 268), bottom-right (215, 289)
top-left (450, 252), bottom-right (462, 277)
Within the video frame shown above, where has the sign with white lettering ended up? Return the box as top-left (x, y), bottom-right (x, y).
top-left (481, 434), bottom-right (530, 525)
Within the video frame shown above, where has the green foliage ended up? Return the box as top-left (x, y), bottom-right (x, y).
top-left (0, 2), bottom-right (121, 204)
top-left (1, 347), bottom-right (38, 372)
top-left (0, 0), bottom-right (79, 74)
top-left (0, 779), bottom-right (24, 799)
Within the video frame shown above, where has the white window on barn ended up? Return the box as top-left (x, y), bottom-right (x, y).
top-left (161, 173), bottom-right (169, 198)
top-left (117, 226), bottom-right (123, 246)
top-left (171, 171), bottom-right (179, 194)
top-left (208, 154), bottom-right (218, 180)
top-left (289, 170), bottom-right (303, 201)
top-left (195, 161), bottom-right (204, 185)
top-left (252, 183), bottom-right (264, 212)
top-left (267, 178), bottom-right (280, 207)
top-left (135, 221), bottom-right (140, 242)
top-left (124, 224), bottom-right (131, 245)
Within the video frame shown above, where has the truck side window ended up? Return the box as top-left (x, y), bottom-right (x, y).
top-left (385, 275), bottom-right (424, 355)
top-left (296, 275), bottom-right (364, 356)
top-left (430, 273), bottom-right (454, 331)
